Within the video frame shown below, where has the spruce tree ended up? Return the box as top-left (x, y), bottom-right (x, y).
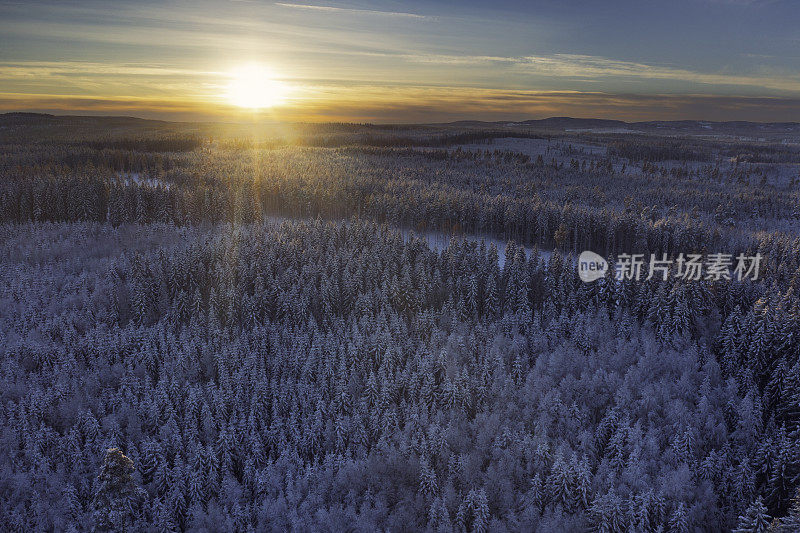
top-left (733, 496), bottom-right (771, 533)
top-left (91, 448), bottom-right (143, 532)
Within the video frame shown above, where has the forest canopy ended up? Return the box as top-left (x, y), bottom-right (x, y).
top-left (1, 115), bottom-right (800, 531)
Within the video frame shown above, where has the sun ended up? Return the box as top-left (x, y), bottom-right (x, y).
top-left (226, 64), bottom-right (289, 109)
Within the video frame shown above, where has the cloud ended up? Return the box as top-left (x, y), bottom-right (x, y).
top-left (4, 52), bottom-right (800, 125)
top-left (274, 3), bottom-right (427, 19)
top-left (390, 52), bottom-right (800, 93)
top-left (0, 93), bottom-right (211, 121)
top-left (0, 61), bottom-right (203, 78)
top-left (296, 86), bottom-right (800, 122)
top-left (4, 86), bottom-right (800, 123)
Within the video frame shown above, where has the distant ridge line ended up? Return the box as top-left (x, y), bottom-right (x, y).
top-left (2, 112), bottom-right (799, 131)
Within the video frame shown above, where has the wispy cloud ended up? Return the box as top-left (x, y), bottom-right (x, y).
top-left (517, 54), bottom-right (800, 92)
top-left (389, 52), bottom-right (800, 93)
top-left (274, 3), bottom-right (428, 19)
top-left (4, 87), bottom-right (800, 123)
top-left (0, 61), bottom-right (204, 78)
top-left (1, 0), bottom-right (798, 122)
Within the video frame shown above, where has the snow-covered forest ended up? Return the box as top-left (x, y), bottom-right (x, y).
top-left (2, 114), bottom-right (800, 531)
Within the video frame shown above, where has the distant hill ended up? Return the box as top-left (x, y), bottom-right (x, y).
top-left (0, 112), bottom-right (171, 127)
top-left (3, 112), bottom-right (799, 138)
top-left (435, 116), bottom-right (800, 136)
top-left (438, 117), bottom-right (623, 130)
top-left (521, 117), bottom-right (628, 129)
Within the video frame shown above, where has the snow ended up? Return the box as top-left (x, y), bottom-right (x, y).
top-left (399, 226), bottom-right (552, 268)
top-left (265, 214), bottom-right (552, 268)
top-left (116, 172), bottom-right (171, 190)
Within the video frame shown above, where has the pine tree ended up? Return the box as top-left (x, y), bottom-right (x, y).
top-left (91, 448), bottom-right (143, 532)
top-left (574, 455), bottom-right (592, 509)
top-left (484, 275), bottom-right (499, 319)
top-left (589, 490), bottom-right (625, 533)
top-left (521, 473), bottom-right (544, 514)
top-left (669, 502), bottom-right (689, 533)
top-left (419, 456), bottom-right (438, 497)
top-left (767, 425), bottom-right (797, 514)
top-left (733, 496), bottom-right (771, 533)
top-left (428, 496), bottom-right (453, 533)
top-left (547, 450), bottom-right (574, 509)
top-left (457, 489), bottom-right (490, 533)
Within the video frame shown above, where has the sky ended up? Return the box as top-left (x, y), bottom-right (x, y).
top-left (1, 0), bottom-right (800, 123)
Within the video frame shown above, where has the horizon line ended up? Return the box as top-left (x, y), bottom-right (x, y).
top-left (3, 110), bottom-right (800, 127)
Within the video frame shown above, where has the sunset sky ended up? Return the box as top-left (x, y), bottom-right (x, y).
top-left (2, 0), bottom-right (799, 123)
